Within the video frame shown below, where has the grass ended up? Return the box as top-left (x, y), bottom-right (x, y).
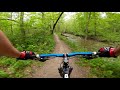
top-left (0, 57), bottom-right (33, 78)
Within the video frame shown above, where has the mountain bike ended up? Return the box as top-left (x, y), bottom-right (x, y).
top-left (35, 51), bottom-right (99, 78)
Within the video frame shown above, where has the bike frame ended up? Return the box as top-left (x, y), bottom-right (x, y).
top-left (58, 53), bottom-right (73, 78)
top-left (36, 52), bottom-right (98, 78)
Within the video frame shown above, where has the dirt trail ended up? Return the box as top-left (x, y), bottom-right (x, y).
top-left (30, 33), bottom-right (89, 78)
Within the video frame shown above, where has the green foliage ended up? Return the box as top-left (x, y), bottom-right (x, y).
top-left (0, 57), bottom-right (16, 67)
top-left (59, 12), bottom-right (120, 43)
top-left (0, 12), bottom-right (56, 78)
top-left (85, 58), bottom-right (120, 78)
top-left (0, 57), bottom-right (33, 78)
top-left (10, 60), bottom-right (32, 71)
top-left (26, 45), bottom-right (36, 51)
top-left (0, 70), bottom-right (9, 78)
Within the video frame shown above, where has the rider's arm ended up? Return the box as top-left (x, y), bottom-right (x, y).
top-left (0, 30), bottom-right (35, 59)
top-left (114, 46), bottom-right (120, 56)
top-left (0, 30), bottom-right (21, 58)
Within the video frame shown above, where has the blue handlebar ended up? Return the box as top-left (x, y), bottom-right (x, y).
top-left (40, 54), bottom-right (64, 58)
top-left (39, 52), bottom-right (94, 58)
top-left (67, 52), bottom-right (93, 57)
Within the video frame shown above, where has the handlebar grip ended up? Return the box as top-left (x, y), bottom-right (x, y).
top-left (36, 54), bottom-right (40, 58)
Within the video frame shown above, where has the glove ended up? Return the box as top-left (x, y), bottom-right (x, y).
top-left (17, 51), bottom-right (36, 60)
top-left (98, 47), bottom-right (116, 57)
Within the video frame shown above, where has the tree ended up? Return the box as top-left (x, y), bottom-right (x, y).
top-left (94, 12), bottom-right (97, 36)
top-left (20, 12), bottom-right (25, 42)
top-left (85, 12), bottom-right (91, 39)
top-left (10, 12), bottom-right (13, 34)
top-left (51, 12), bottom-right (64, 34)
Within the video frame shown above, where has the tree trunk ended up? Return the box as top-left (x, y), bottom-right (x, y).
top-left (41, 12), bottom-right (45, 30)
top-left (85, 12), bottom-right (91, 40)
top-left (10, 12), bottom-right (13, 35)
top-left (84, 12), bottom-right (91, 50)
top-left (20, 12), bottom-right (25, 42)
top-left (51, 12), bottom-right (64, 34)
top-left (41, 12), bottom-right (44, 23)
top-left (94, 12), bottom-right (97, 36)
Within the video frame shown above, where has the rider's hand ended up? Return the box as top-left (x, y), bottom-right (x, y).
top-left (17, 51), bottom-right (36, 60)
top-left (98, 47), bottom-right (116, 57)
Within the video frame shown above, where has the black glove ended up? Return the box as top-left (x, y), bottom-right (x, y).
top-left (17, 51), bottom-right (36, 60)
top-left (98, 47), bottom-right (116, 57)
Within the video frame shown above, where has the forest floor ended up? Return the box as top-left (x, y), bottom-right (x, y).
top-left (28, 33), bottom-right (90, 78)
